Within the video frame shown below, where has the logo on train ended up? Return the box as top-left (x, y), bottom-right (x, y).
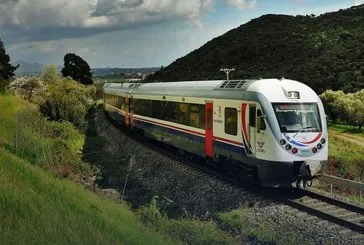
top-left (258, 141), bottom-right (265, 148)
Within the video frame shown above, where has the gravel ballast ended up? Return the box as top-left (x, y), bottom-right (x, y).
top-left (84, 106), bottom-right (364, 245)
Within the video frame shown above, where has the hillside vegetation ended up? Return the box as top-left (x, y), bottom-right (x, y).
top-left (0, 94), bottom-right (180, 245)
top-left (147, 4), bottom-right (364, 94)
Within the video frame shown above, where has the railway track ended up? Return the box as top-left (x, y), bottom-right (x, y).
top-left (147, 142), bottom-right (364, 236)
top-left (105, 114), bottom-right (364, 239)
top-left (281, 189), bottom-right (364, 235)
top-left (140, 135), bottom-right (364, 236)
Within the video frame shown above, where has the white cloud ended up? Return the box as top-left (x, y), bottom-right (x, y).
top-left (353, 0), bottom-right (364, 6)
top-left (0, 0), bottom-right (258, 40)
top-left (227, 0), bottom-right (257, 9)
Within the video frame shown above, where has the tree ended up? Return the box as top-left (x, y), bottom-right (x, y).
top-left (42, 64), bottom-right (61, 84)
top-left (9, 76), bottom-right (47, 104)
top-left (61, 53), bottom-right (93, 85)
top-left (0, 38), bottom-right (18, 80)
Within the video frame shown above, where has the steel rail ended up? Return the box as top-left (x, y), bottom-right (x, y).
top-left (104, 114), bottom-right (364, 235)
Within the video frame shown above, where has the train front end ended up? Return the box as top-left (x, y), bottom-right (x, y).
top-left (272, 101), bottom-right (328, 187)
top-left (252, 79), bottom-right (328, 188)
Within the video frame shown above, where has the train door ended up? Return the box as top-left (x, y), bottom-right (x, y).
top-left (248, 104), bottom-right (256, 156)
top-left (129, 96), bottom-right (134, 128)
top-left (205, 102), bottom-right (213, 159)
top-left (125, 96), bottom-right (130, 127)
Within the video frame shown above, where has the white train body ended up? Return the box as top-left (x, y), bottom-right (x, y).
top-left (103, 79), bottom-right (328, 187)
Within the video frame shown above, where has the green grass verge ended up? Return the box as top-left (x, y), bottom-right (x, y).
top-left (217, 208), bottom-right (298, 245)
top-left (137, 197), bottom-right (238, 245)
top-left (327, 125), bottom-right (364, 181)
top-left (328, 122), bottom-right (364, 136)
top-left (0, 148), bottom-right (179, 245)
top-left (0, 94), bottom-right (181, 245)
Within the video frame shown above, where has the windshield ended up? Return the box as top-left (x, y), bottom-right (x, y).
top-left (272, 103), bottom-right (322, 133)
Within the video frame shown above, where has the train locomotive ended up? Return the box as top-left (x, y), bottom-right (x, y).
top-left (103, 78), bottom-right (328, 188)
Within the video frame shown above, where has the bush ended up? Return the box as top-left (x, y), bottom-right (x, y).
top-left (11, 108), bottom-right (86, 175)
top-left (320, 89), bottom-right (364, 129)
top-left (9, 76), bottom-right (47, 104)
top-left (40, 78), bottom-right (95, 131)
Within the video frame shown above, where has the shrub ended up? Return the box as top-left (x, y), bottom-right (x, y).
top-left (9, 107), bottom-right (92, 180)
top-left (40, 78), bottom-right (95, 131)
top-left (8, 76), bottom-right (47, 104)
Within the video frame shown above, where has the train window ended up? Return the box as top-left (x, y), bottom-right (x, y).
top-left (249, 105), bottom-right (256, 128)
top-left (257, 109), bottom-right (266, 131)
top-left (190, 105), bottom-right (200, 128)
top-left (272, 103), bottom-right (322, 133)
top-left (115, 96), bottom-right (125, 110)
top-left (176, 103), bottom-right (189, 125)
top-left (105, 94), bottom-right (116, 107)
top-left (132, 99), bottom-right (205, 129)
top-left (199, 105), bottom-right (205, 129)
top-left (225, 108), bottom-right (237, 135)
top-left (163, 101), bottom-right (176, 122)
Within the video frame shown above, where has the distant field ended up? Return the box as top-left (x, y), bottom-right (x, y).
top-left (327, 123), bottom-right (364, 181)
top-left (94, 77), bottom-right (123, 84)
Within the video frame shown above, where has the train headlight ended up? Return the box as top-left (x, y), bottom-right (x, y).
top-left (280, 139), bottom-right (286, 145)
top-left (321, 138), bottom-right (326, 144)
top-left (292, 148), bottom-right (298, 154)
top-left (312, 147), bottom-right (318, 153)
top-left (317, 143), bottom-right (322, 149)
top-left (288, 91), bottom-right (300, 99)
top-left (285, 144), bottom-right (292, 150)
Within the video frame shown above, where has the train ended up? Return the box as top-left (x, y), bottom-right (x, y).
top-left (103, 78), bottom-right (328, 188)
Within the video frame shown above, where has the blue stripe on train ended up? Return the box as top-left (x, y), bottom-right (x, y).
top-left (134, 118), bottom-right (245, 155)
top-left (213, 140), bottom-right (246, 155)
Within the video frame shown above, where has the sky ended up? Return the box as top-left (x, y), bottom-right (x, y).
top-left (1, 0), bottom-right (363, 68)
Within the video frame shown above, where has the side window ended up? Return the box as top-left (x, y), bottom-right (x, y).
top-left (199, 105), bottom-right (205, 129)
top-left (249, 105), bottom-right (256, 127)
top-left (151, 100), bottom-right (163, 119)
top-left (190, 105), bottom-right (200, 128)
top-left (257, 109), bottom-right (266, 131)
top-left (225, 107), bottom-right (237, 135)
top-left (177, 103), bottom-right (189, 125)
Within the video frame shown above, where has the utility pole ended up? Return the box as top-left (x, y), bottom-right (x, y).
top-left (220, 68), bottom-right (235, 80)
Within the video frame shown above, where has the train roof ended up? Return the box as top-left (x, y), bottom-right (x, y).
top-left (103, 79), bottom-right (319, 102)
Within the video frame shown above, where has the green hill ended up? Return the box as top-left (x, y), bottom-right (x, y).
top-left (0, 94), bottom-right (179, 245)
top-left (146, 4), bottom-right (364, 93)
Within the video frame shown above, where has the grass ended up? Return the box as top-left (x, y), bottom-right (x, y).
top-left (328, 122), bottom-right (364, 136)
top-left (0, 149), bottom-right (179, 245)
top-left (0, 94), bottom-right (85, 174)
top-left (315, 123), bottom-right (364, 204)
top-left (216, 207), bottom-right (298, 245)
top-left (0, 94), bottom-right (181, 245)
top-left (137, 197), bottom-right (238, 245)
top-left (326, 124), bottom-right (364, 181)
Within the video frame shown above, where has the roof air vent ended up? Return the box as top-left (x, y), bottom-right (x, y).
top-left (217, 80), bottom-right (247, 89)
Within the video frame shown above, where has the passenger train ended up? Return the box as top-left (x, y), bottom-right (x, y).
top-left (103, 78), bottom-right (328, 188)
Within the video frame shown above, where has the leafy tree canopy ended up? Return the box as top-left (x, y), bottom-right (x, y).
top-left (146, 4), bottom-right (364, 94)
top-left (321, 89), bottom-right (364, 129)
top-left (0, 38), bottom-right (18, 80)
top-left (61, 53), bottom-right (93, 85)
